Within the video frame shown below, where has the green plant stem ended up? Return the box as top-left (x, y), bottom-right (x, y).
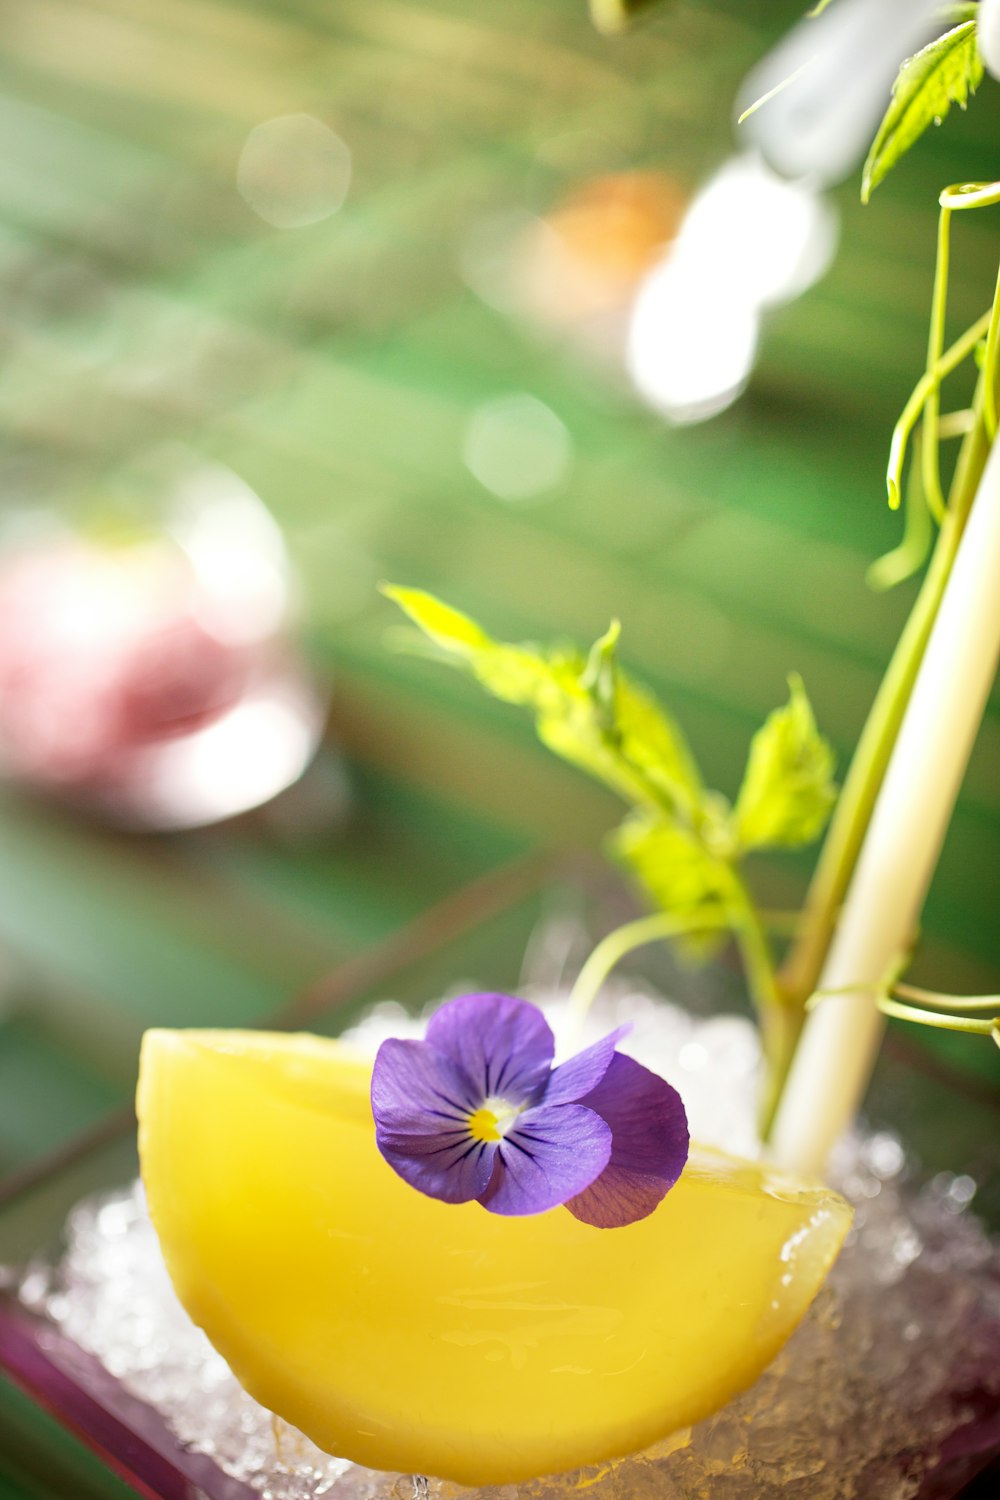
top-left (921, 205), bottom-right (951, 522)
top-left (757, 910), bottom-right (807, 935)
top-left (776, 386), bottom-right (992, 1029)
top-left (757, 1004), bottom-right (806, 1136)
top-left (892, 981), bottom-right (1000, 1011)
top-left (565, 878), bottom-right (797, 1132)
top-left (766, 221), bottom-right (996, 1130)
top-left (938, 409), bottom-right (976, 439)
top-left (806, 981), bottom-right (997, 1032)
top-left (728, 873), bottom-right (802, 1135)
top-left (985, 260), bottom-right (1000, 439)
top-left (876, 996), bottom-right (996, 1034)
top-left (563, 857), bottom-right (796, 1130)
top-left (867, 444), bottom-right (933, 592)
top-left (737, 59), bottom-right (819, 125)
top-left (565, 909), bottom-right (731, 1031)
top-left (885, 310), bottom-right (989, 507)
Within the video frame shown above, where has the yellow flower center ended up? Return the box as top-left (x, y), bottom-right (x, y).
top-left (467, 1097), bottom-right (523, 1142)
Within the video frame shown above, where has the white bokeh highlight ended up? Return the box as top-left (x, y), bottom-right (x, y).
top-left (677, 155), bottom-right (837, 310)
top-left (463, 394), bottom-right (573, 502)
top-left (237, 114), bottom-right (351, 229)
top-left (627, 154), bottom-right (837, 424)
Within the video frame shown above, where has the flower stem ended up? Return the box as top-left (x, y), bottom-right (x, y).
top-left (565, 873), bottom-right (798, 1130)
top-left (565, 909), bottom-right (731, 1032)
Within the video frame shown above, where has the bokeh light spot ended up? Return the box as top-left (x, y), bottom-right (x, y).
top-left (237, 114), bottom-right (351, 229)
top-left (463, 394), bottom-right (572, 503)
top-left (627, 257), bottom-right (759, 425)
top-left (678, 155), bottom-right (836, 309)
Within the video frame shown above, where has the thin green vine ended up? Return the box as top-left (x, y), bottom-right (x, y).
top-left (808, 976), bottom-right (1000, 1040)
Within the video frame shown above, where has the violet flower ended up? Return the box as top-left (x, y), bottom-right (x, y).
top-left (370, 992), bottom-right (689, 1228)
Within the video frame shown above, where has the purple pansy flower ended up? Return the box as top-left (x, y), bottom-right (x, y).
top-left (370, 992), bottom-right (689, 1228)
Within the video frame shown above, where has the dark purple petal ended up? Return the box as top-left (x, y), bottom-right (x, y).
top-left (376, 1129), bottom-right (497, 1204)
top-left (476, 1103), bottom-right (612, 1216)
top-left (543, 1024), bottom-right (631, 1106)
top-left (425, 993), bottom-right (554, 1104)
top-left (371, 1037), bottom-right (479, 1134)
top-left (565, 1053), bottom-right (689, 1230)
top-left (372, 1037), bottom-right (496, 1204)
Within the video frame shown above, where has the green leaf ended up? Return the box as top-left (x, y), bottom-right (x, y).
top-left (862, 21), bottom-right (984, 203)
top-left (610, 672), bottom-right (703, 814)
top-left (380, 587), bottom-right (493, 656)
top-left (581, 618), bottom-right (621, 733)
top-left (734, 675), bottom-right (837, 851)
top-left (611, 811), bottom-right (735, 959)
top-left (382, 585), bottom-right (701, 816)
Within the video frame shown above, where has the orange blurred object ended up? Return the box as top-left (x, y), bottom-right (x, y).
top-left (518, 171), bottom-right (688, 324)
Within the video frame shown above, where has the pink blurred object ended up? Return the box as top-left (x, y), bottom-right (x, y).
top-left (0, 467), bottom-right (326, 829)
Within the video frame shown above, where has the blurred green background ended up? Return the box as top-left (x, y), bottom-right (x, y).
top-left (0, 0), bottom-right (998, 1240)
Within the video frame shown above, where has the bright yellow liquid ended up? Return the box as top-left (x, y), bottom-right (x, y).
top-left (138, 1029), bottom-right (851, 1484)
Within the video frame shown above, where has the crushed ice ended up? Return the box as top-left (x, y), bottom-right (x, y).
top-left (15, 978), bottom-right (1000, 1500)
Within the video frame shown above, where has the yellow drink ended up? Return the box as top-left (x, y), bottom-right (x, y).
top-left (137, 1028), bottom-right (851, 1485)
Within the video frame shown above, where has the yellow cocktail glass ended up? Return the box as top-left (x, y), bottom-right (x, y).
top-left (138, 1028), bottom-right (851, 1485)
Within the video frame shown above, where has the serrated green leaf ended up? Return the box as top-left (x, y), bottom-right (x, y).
top-left (380, 587), bottom-right (493, 655)
top-left (734, 675), bottom-right (837, 851)
top-left (862, 21), bottom-right (984, 203)
top-left (611, 811), bottom-right (735, 960)
top-left (382, 585), bottom-right (554, 705)
top-left (383, 585), bottom-right (702, 816)
top-left (581, 618), bottom-right (621, 733)
top-left (611, 674), bottom-right (703, 812)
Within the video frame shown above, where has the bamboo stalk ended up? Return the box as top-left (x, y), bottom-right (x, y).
top-left (769, 437), bottom-right (1000, 1175)
top-left (774, 406), bottom-right (990, 1017)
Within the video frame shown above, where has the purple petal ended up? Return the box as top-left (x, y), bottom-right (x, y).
top-left (425, 993), bottom-right (554, 1104)
top-left (377, 1130), bottom-right (497, 1205)
top-left (371, 1037), bottom-right (496, 1204)
top-left (371, 1037), bottom-right (479, 1133)
top-left (565, 1053), bottom-right (689, 1229)
top-left (477, 1103), bottom-right (611, 1216)
top-left (543, 1024), bottom-right (631, 1106)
